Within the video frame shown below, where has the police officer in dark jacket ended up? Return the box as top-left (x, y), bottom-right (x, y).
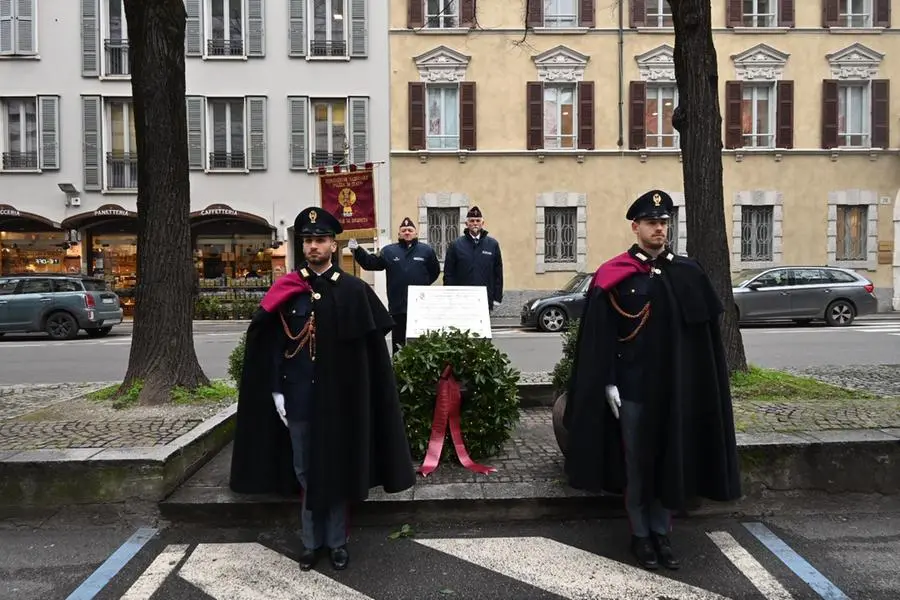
top-left (443, 206), bottom-right (504, 311)
top-left (349, 217), bottom-right (440, 351)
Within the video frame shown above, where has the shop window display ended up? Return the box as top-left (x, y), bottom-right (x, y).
top-left (91, 235), bottom-right (137, 314)
top-left (195, 235), bottom-right (275, 295)
top-left (0, 232), bottom-right (69, 275)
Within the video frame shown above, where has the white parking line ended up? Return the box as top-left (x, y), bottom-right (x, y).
top-left (120, 544), bottom-right (190, 600)
top-left (707, 531), bottom-right (795, 600)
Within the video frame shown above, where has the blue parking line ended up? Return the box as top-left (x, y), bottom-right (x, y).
top-left (743, 522), bottom-right (850, 600)
top-left (65, 527), bottom-right (158, 600)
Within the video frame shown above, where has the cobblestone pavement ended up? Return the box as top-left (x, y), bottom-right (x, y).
top-left (0, 382), bottom-right (113, 421)
top-left (0, 419), bottom-right (204, 450)
top-left (785, 364), bottom-right (900, 398)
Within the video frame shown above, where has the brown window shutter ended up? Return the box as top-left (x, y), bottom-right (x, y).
top-left (460, 0), bottom-right (476, 27)
top-left (577, 82), bottom-right (594, 150)
top-left (579, 0), bottom-right (595, 27)
top-left (778, 0), bottom-right (795, 27)
top-left (871, 79), bottom-right (890, 149)
top-left (630, 0), bottom-right (646, 27)
top-left (822, 0), bottom-right (839, 27)
top-left (459, 82), bottom-right (477, 150)
top-left (408, 82), bottom-right (426, 150)
top-left (874, 0), bottom-right (891, 27)
top-left (527, 0), bottom-right (543, 27)
top-left (726, 0), bottom-right (743, 27)
top-left (526, 82), bottom-right (544, 150)
top-left (408, 0), bottom-right (424, 28)
top-left (724, 81), bottom-right (743, 149)
top-left (776, 81), bottom-right (794, 149)
top-left (628, 81), bottom-right (646, 150)
top-left (821, 79), bottom-right (839, 149)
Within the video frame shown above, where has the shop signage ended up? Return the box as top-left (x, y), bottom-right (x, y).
top-left (199, 204), bottom-right (239, 217)
top-left (0, 204), bottom-right (21, 217)
top-left (319, 168), bottom-right (376, 233)
top-left (93, 204), bottom-right (132, 217)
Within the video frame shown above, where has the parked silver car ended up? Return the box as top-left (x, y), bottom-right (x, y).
top-left (0, 274), bottom-right (124, 340)
top-left (732, 266), bottom-right (877, 326)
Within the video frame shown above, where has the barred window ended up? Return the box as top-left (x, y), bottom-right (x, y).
top-left (544, 207), bottom-right (576, 263)
top-left (667, 207), bottom-right (679, 254)
top-left (836, 205), bottom-right (868, 261)
top-left (426, 207), bottom-right (459, 261)
top-left (740, 206), bottom-right (773, 261)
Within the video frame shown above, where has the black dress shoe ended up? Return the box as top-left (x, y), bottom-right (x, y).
top-left (631, 536), bottom-right (659, 570)
top-left (330, 545), bottom-right (349, 570)
top-left (651, 533), bottom-right (681, 570)
top-left (298, 547), bottom-right (318, 571)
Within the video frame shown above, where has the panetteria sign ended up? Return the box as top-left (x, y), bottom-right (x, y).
top-left (94, 204), bottom-right (131, 217)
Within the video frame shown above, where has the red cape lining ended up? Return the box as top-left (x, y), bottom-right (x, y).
top-left (590, 252), bottom-right (651, 291)
top-left (259, 271), bottom-right (312, 312)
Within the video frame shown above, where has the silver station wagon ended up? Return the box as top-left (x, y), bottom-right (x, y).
top-left (732, 266), bottom-right (878, 327)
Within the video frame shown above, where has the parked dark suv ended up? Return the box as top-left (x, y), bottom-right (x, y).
top-left (0, 274), bottom-right (124, 340)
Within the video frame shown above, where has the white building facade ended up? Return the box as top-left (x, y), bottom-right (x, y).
top-left (0, 0), bottom-right (390, 303)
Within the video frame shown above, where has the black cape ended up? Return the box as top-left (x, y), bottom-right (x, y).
top-left (229, 267), bottom-right (416, 511)
top-left (563, 253), bottom-right (741, 509)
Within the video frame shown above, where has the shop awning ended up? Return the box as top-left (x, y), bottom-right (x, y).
top-left (60, 204), bottom-right (137, 231)
top-left (189, 204), bottom-right (275, 230)
top-left (0, 204), bottom-right (62, 232)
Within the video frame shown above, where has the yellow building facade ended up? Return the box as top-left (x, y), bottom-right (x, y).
top-left (389, 0), bottom-right (900, 313)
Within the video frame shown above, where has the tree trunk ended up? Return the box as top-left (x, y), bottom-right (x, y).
top-left (121, 0), bottom-right (209, 404)
top-left (669, 0), bottom-right (748, 373)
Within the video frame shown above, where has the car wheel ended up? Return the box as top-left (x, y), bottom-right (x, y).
top-left (86, 326), bottom-right (113, 338)
top-left (825, 300), bottom-right (855, 327)
top-left (45, 312), bottom-right (79, 340)
top-left (538, 306), bottom-right (567, 332)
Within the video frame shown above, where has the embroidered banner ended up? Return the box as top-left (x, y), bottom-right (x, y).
top-left (319, 169), bottom-right (376, 234)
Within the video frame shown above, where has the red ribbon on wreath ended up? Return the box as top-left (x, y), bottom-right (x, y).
top-left (417, 364), bottom-right (497, 476)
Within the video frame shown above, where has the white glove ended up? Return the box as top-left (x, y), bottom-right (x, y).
top-left (605, 385), bottom-right (621, 419)
top-left (348, 239), bottom-right (359, 250)
top-left (272, 392), bottom-right (288, 427)
top-left (493, 300), bottom-right (501, 307)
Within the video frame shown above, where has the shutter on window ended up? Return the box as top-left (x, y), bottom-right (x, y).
top-left (185, 0), bottom-right (202, 57)
top-left (459, 82), bottom-right (477, 150)
top-left (724, 81), bottom-right (743, 149)
top-left (629, 0), bottom-right (646, 28)
top-left (289, 0), bottom-right (306, 57)
top-left (14, 0), bottom-right (34, 54)
top-left (407, 0), bottom-right (424, 28)
top-left (38, 95), bottom-right (60, 170)
top-left (577, 81), bottom-right (594, 150)
top-left (822, 0), bottom-right (839, 27)
top-left (246, 96), bottom-right (267, 170)
top-left (821, 80), bottom-right (839, 149)
top-left (246, 0), bottom-right (264, 57)
top-left (81, 96), bottom-right (102, 190)
top-left (349, 0), bottom-right (367, 57)
top-left (628, 81), bottom-right (646, 150)
top-left (526, 82), bottom-right (544, 150)
top-left (778, 0), bottom-right (794, 27)
top-left (186, 96), bottom-right (206, 170)
top-left (579, 0), bottom-right (595, 27)
top-left (726, 0), bottom-right (743, 27)
top-left (460, 0), bottom-right (475, 27)
top-left (288, 96), bottom-right (308, 170)
top-left (0, 0), bottom-right (12, 55)
top-left (349, 97), bottom-right (369, 164)
top-left (81, 0), bottom-right (99, 76)
top-left (408, 82), bottom-right (426, 150)
top-left (871, 79), bottom-right (890, 149)
top-left (775, 81), bottom-right (794, 149)
top-left (874, 0), bottom-right (891, 27)
top-left (526, 0), bottom-right (543, 27)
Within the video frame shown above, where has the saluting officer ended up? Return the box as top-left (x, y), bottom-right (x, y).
top-left (563, 190), bottom-right (741, 571)
top-left (348, 216), bottom-right (440, 352)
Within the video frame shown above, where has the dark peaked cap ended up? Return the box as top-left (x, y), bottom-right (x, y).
top-left (294, 206), bottom-right (343, 237)
top-left (466, 206), bottom-right (483, 218)
top-left (626, 190), bottom-right (674, 221)
top-left (400, 216), bottom-right (415, 228)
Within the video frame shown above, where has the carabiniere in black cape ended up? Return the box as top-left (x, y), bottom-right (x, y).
top-left (229, 266), bottom-right (416, 512)
top-left (563, 252), bottom-right (742, 510)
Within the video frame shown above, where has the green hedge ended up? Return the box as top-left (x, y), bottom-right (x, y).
top-left (195, 297), bottom-right (258, 320)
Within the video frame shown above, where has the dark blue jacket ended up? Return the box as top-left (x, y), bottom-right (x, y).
top-left (271, 292), bottom-right (315, 421)
top-left (353, 239), bottom-right (440, 315)
top-left (443, 230), bottom-right (504, 305)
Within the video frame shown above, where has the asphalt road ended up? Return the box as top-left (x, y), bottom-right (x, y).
top-left (0, 318), bottom-right (898, 385)
top-left (2, 502), bottom-right (898, 599)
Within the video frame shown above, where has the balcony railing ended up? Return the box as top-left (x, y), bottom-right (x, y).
top-left (2, 151), bottom-right (38, 171)
top-left (309, 39), bottom-right (347, 57)
top-left (311, 151), bottom-right (347, 168)
top-left (106, 152), bottom-right (138, 189)
top-left (104, 38), bottom-right (130, 76)
top-left (209, 151), bottom-right (246, 170)
top-left (206, 38), bottom-right (244, 57)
